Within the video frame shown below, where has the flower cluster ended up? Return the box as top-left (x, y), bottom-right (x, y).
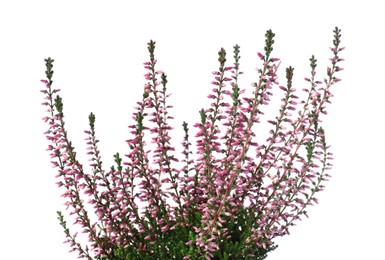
top-left (41, 28), bottom-right (344, 259)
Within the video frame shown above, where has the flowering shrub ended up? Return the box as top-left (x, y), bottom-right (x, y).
top-left (41, 27), bottom-right (343, 259)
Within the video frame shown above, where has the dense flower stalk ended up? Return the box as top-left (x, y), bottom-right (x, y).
top-left (41, 28), bottom-right (344, 259)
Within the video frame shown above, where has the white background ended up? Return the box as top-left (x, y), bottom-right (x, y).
top-left (0, 0), bottom-right (384, 259)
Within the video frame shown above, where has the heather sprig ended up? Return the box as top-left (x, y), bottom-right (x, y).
top-left (41, 27), bottom-right (343, 259)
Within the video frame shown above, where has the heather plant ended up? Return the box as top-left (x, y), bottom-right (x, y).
top-left (41, 27), bottom-right (344, 260)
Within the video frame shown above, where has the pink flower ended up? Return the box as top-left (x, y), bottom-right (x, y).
top-left (41, 28), bottom-right (343, 259)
